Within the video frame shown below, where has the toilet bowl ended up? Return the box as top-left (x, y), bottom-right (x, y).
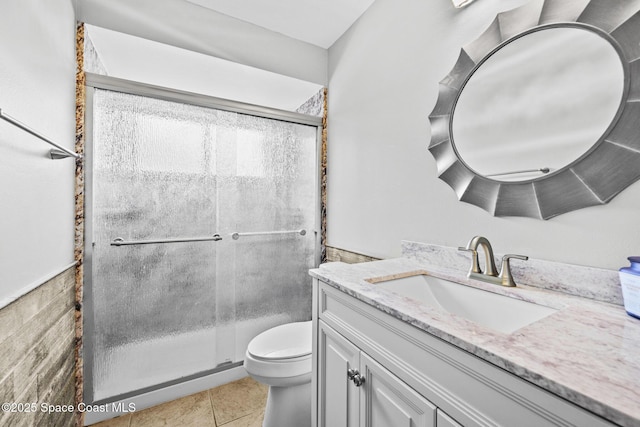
top-left (244, 321), bottom-right (312, 427)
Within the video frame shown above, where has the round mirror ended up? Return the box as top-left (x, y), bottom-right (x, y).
top-left (428, 1), bottom-right (640, 219)
top-left (451, 27), bottom-right (624, 182)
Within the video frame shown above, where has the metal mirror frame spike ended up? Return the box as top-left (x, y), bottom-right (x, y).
top-left (428, 0), bottom-right (640, 220)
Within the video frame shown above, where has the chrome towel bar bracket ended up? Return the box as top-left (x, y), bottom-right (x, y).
top-left (0, 108), bottom-right (81, 159)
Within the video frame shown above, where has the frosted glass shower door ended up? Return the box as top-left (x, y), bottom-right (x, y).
top-left (88, 87), bottom-right (319, 403)
top-left (90, 90), bottom-right (224, 401)
top-left (215, 112), bottom-right (318, 361)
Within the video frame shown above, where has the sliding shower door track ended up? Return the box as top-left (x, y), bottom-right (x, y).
top-left (92, 361), bottom-right (245, 406)
top-left (85, 73), bottom-right (322, 127)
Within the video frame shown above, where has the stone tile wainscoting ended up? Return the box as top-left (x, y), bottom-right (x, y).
top-left (326, 246), bottom-right (380, 264)
top-left (0, 267), bottom-right (76, 427)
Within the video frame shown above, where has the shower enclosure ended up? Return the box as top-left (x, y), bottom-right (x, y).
top-left (83, 75), bottom-right (321, 404)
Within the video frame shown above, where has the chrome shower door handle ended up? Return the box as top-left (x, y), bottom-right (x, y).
top-left (111, 233), bottom-right (224, 246)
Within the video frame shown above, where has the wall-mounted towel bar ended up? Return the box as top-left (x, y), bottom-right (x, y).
top-left (231, 229), bottom-right (307, 240)
top-left (0, 109), bottom-right (81, 159)
top-left (111, 234), bottom-right (223, 246)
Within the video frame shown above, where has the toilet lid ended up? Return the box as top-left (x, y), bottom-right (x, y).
top-left (247, 321), bottom-right (312, 360)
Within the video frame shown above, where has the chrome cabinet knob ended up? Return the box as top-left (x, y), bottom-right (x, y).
top-left (347, 368), bottom-right (365, 387)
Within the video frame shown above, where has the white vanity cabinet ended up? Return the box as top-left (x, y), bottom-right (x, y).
top-left (437, 410), bottom-right (463, 427)
top-left (312, 279), bottom-right (617, 427)
top-left (318, 319), bottom-right (438, 427)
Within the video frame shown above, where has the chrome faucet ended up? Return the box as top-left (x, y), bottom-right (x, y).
top-left (458, 236), bottom-right (528, 287)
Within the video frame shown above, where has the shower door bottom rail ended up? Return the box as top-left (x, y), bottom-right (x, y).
top-left (110, 234), bottom-right (223, 246)
top-left (91, 360), bottom-right (244, 406)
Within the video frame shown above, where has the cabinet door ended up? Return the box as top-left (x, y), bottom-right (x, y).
top-left (361, 353), bottom-right (436, 427)
top-left (436, 409), bottom-right (463, 427)
top-left (318, 321), bottom-right (360, 427)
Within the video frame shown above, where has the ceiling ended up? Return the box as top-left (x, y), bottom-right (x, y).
top-left (185, 0), bottom-right (376, 48)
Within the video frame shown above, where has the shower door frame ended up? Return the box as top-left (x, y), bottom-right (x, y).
top-left (83, 72), bottom-right (323, 405)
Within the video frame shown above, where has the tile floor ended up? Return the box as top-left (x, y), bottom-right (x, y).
top-left (91, 377), bottom-right (267, 427)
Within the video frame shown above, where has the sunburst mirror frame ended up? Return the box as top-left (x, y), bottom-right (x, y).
top-left (428, 0), bottom-right (640, 219)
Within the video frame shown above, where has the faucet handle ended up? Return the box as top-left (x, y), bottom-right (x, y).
top-left (499, 254), bottom-right (528, 287)
top-left (458, 247), bottom-right (482, 274)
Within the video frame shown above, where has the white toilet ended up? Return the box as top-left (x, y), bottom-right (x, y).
top-left (244, 321), bottom-right (312, 427)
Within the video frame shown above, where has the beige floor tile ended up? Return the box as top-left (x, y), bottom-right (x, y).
top-left (219, 409), bottom-right (264, 427)
top-left (91, 414), bottom-right (131, 427)
top-left (209, 377), bottom-right (268, 425)
top-left (130, 390), bottom-right (216, 427)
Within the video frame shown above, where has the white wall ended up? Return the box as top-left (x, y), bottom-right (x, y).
top-left (76, 0), bottom-right (328, 86)
top-left (0, 0), bottom-right (77, 304)
top-left (326, 0), bottom-right (640, 270)
top-left (84, 25), bottom-right (323, 112)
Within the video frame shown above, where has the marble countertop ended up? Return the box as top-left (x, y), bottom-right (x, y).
top-left (310, 258), bottom-right (640, 427)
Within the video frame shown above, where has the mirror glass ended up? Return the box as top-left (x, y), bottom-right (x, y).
top-left (451, 27), bottom-right (624, 182)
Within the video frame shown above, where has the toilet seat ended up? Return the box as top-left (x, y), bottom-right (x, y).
top-left (244, 321), bottom-right (312, 383)
top-left (247, 321), bottom-right (312, 360)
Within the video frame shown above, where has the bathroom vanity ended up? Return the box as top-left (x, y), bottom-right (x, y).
top-left (309, 245), bottom-right (640, 427)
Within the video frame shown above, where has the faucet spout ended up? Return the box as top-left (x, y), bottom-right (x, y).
top-left (459, 236), bottom-right (529, 287)
top-left (466, 236), bottom-right (498, 277)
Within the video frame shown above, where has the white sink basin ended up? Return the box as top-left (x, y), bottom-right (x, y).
top-left (372, 274), bottom-right (557, 334)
